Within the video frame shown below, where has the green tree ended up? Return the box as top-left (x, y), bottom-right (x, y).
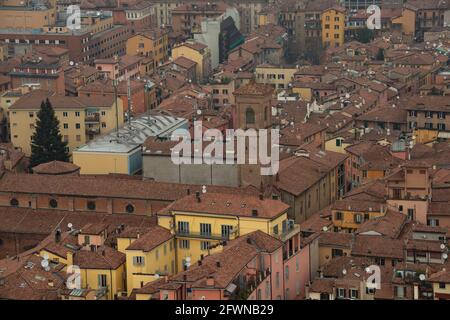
top-left (355, 28), bottom-right (374, 44)
top-left (30, 99), bottom-right (69, 168)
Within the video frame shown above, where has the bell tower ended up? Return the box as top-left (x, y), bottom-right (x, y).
top-left (233, 83), bottom-right (275, 189)
top-left (234, 83), bottom-right (274, 130)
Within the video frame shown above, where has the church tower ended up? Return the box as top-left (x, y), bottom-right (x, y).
top-left (233, 83), bottom-right (275, 189)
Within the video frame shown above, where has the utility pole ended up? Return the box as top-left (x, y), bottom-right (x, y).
top-left (112, 78), bottom-right (119, 137)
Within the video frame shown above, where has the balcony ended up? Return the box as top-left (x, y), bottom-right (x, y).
top-left (228, 269), bottom-right (271, 300)
top-left (86, 127), bottom-right (100, 135)
top-left (85, 114), bottom-right (100, 123)
top-left (175, 230), bottom-right (231, 241)
top-left (271, 223), bottom-right (300, 242)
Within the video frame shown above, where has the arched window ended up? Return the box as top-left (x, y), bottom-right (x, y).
top-left (10, 198), bottom-right (19, 207)
top-left (245, 107), bottom-right (255, 124)
top-left (126, 204), bottom-right (135, 213)
top-left (49, 199), bottom-right (58, 208)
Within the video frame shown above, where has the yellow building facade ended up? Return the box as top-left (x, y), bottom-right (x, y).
top-left (321, 7), bottom-right (345, 49)
top-left (255, 65), bottom-right (298, 90)
top-left (157, 193), bottom-right (291, 272)
top-left (9, 92), bottom-right (123, 156)
top-left (171, 42), bottom-right (211, 82)
top-left (126, 30), bottom-right (169, 69)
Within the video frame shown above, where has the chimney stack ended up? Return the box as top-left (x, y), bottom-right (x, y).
top-left (55, 229), bottom-right (61, 243)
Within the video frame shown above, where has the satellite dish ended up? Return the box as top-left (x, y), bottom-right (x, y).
top-left (69, 61), bottom-right (74, 66)
top-left (322, 226), bottom-right (328, 232)
top-left (68, 223), bottom-right (73, 229)
top-left (365, 267), bottom-right (370, 273)
top-left (443, 253), bottom-right (448, 260)
top-left (197, 109), bottom-right (202, 115)
top-left (440, 244), bottom-right (446, 250)
top-left (419, 274), bottom-right (426, 281)
top-left (202, 185), bottom-right (207, 193)
top-left (342, 269), bottom-right (347, 275)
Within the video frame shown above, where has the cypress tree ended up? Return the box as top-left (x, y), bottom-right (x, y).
top-left (29, 98), bottom-right (69, 168)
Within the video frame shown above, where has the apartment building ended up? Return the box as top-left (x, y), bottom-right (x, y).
top-left (321, 6), bottom-right (346, 49)
top-left (8, 90), bottom-right (124, 155)
top-left (171, 41), bottom-right (212, 82)
top-left (405, 96), bottom-right (450, 143)
top-left (126, 28), bottom-right (169, 69)
top-left (255, 64), bottom-right (298, 90)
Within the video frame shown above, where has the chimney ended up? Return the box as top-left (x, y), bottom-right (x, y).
top-left (55, 229), bottom-right (61, 243)
top-left (251, 209), bottom-right (258, 217)
top-left (259, 193), bottom-right (264, 200)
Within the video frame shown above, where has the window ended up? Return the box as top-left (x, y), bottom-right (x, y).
top-left (221, 225), bottom-right (233, 239)
top-left (409, 110), bottom-right (417, 117)
top-left (350, 289), bottom-right (359, 299)
top-left (332, 248), bottom-right (343, 258)
top-left (179, 239), bottom-right (189, 249)
top-left (28, 112), bottom-right (34, 118)
top-left (275, 272), bottom-right (280, 289)
top-left (438, 123), bottom-right (446, 131)
top-left (133, 256), bottom-right (144, 265)
top-left (285, 265), bottom-right (289, 280)
top-left (98, 274), bottom-right (107, 288)
top-left (337, 288), bottom-right (345, 298)
top-left (76, 123), bottom-right (81, 129)
top-left (75, 112), bottom-right (80, 117)
top-left (63, 124), bottom-right (68, 129)
top-left (439, 282), bottom-right (446, 289)
top-left (125, 204), bottom-right (134, 213)
top-left (335, 211), bottom-right (343, 220)
top-left (273, 225), bottom-right (279, 235)
top-left (200, 223), bottom-right (211, 236)
top-left (336, 139), bottom-right (342, 147)
top-left (438, 112), bottom-right (446, 119)
top-left (10, 198), bottom-right (19, 207)
top-left (245, 107), bottom-right (255, 124)
top-left (177, 221), bottom-right (189, 234)
top-left (200, 241), bottom-right (210, 251)
top-left (426, 111), bottom-right (433, 118)
top-left (407, 208), bottom-right (414, 220)
top-left (101, 122), bottom-right (107, 128)
top-left (354, 214), bottom-right (362, 224)
top-left (87, 201), bottom-right (96, 210)
top-left (395, 286), bottom-right (405, 298)
top-left (49, 199), bottom-right (58, 208)
top-left (63, 112), bottom-right (68, 117)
